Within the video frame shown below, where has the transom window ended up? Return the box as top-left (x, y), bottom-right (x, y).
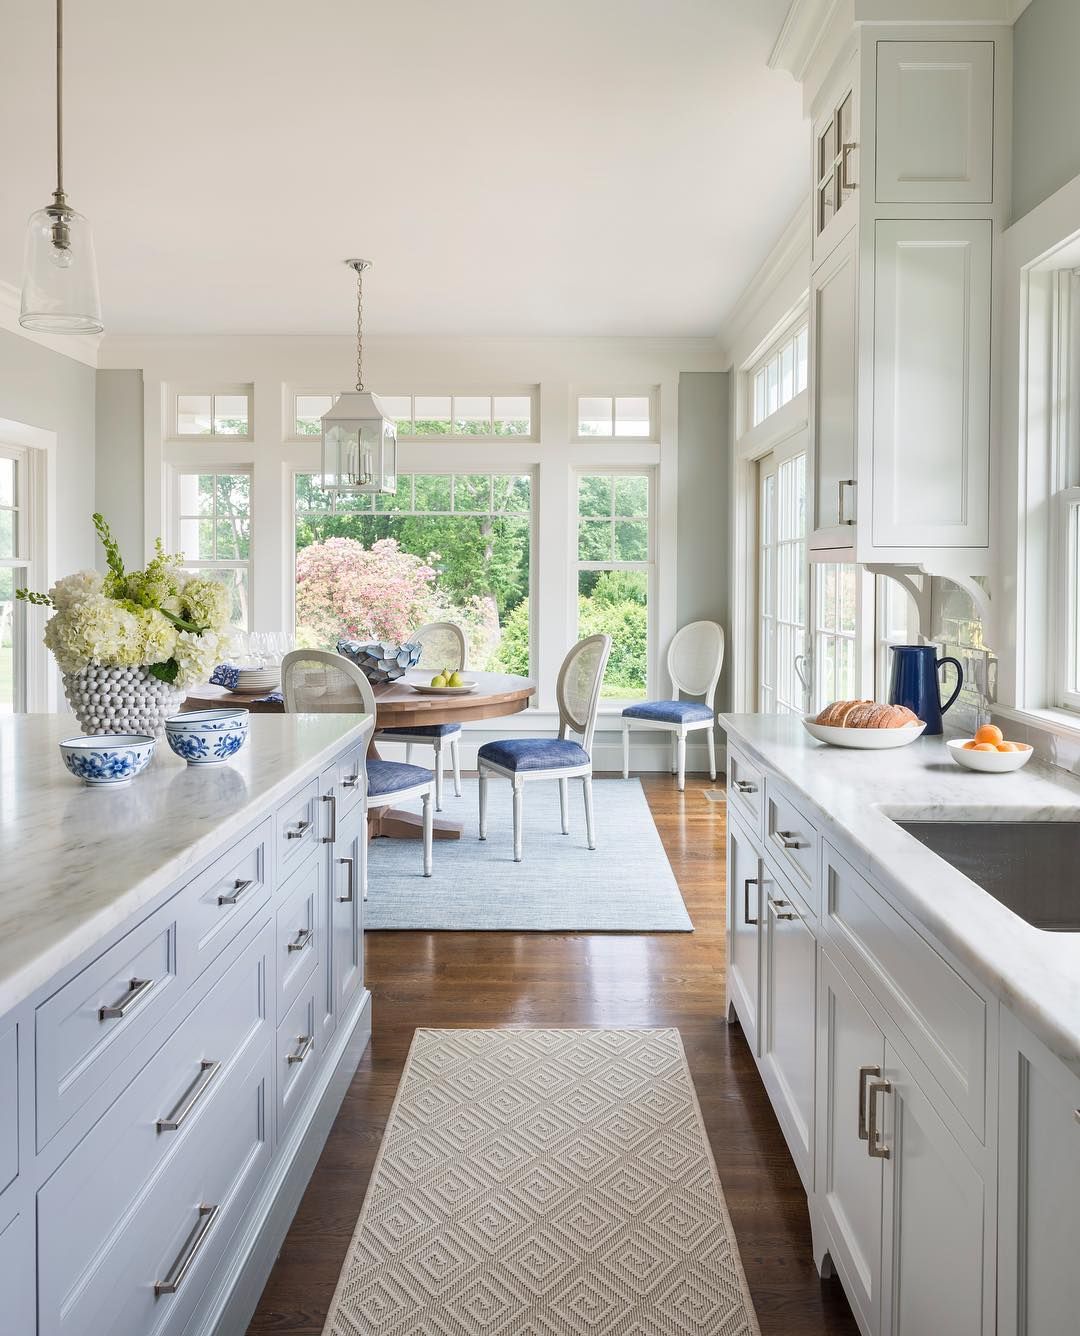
top-left (575, 473), bottom-right (652, 700)
top-left (172, 387), bottom-right (253, 439)
top-left (751, 323), bottom-right (808, 428)
top-left (575, 394), bottom-right (655, 441)
top-left (293, 472), bottom-right (532, 674)
top-left (175, 470), bottom-right (252, 628)
top-left (291, 390), bottom-right (535, 441)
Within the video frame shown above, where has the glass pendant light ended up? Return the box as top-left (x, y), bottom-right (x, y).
top-left (320, 260), bottom-right (397, 495)
top-left (19, 0), bottom-right (103, 334)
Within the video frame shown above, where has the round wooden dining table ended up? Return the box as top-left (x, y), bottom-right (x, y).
top-left (181, 669), bottom-right (536, 841)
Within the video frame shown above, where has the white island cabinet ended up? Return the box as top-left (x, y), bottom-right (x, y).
top-left (0, 712), bottom-right (374, 1336)
top-left (721, 715), bottom-right (1080, 1336)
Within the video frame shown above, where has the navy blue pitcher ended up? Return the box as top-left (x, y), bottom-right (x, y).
top-left (888, 645), bottom-right (963, 735)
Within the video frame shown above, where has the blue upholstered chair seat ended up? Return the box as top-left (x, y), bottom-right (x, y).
top-left (621, 699), bottom-right (714, 724)
top-left (379, 722), bottom-right (462, 738)
top-left (477, 737), bottom-right (590, 773)
top-left (366, 759), bottom-right (435, 796)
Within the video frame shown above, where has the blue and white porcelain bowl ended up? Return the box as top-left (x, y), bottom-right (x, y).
top-left (164, 709), bottom-right (249, 766)
top-left (59, 734), bottom-right (156, 786)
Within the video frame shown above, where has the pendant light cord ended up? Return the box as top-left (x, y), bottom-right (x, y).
top-left (55, 0), bottom-right (64, 197)
top-left (355, 262), bottom-right (365, 392)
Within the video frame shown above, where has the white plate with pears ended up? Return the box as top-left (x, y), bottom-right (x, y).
top-left (408, 670), bottom-right (478, 695)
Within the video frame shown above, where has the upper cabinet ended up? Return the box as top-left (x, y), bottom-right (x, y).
top-left (805, 24), bottom-right (1009, 573)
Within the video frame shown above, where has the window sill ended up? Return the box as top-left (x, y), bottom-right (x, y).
top-left (993, 703), bottom-right (1080, 738)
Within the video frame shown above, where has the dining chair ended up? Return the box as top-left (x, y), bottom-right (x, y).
top-left (281, 649), bottom-right (434, 885)
top-left (476, 634), bottom-right (612, 862)
top-left (620, 620), bottom-right (725, 791)
top-left (375, 620), bottom-right (467, 812)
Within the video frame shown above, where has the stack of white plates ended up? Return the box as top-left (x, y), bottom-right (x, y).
top-left (230, 666), bottom-right (279, 694)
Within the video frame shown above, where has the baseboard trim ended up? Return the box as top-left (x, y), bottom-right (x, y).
top-left (201, 989), bottom-right (373, 1336)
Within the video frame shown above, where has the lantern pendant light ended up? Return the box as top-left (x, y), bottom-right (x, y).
top-left (19, 0), bottom-right (103, 334)
top-left (320, 259), bottom-right (397, 495)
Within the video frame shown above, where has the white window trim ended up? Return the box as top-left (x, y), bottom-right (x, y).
top-left (746, 318), bottom-right (809, 433)
top-left (166, 383), bottom-right (254, 443)
top-left (571, 388), bottom-right (659, 445)
top-left (284, 387), bottom-right (540, 445)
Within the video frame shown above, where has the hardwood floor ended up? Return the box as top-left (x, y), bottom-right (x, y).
top-left (248, 773), bottom-right (858, 1335)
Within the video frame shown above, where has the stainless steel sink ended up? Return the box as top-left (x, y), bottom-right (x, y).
top-left (897, 821), bottom-right (1080, 932)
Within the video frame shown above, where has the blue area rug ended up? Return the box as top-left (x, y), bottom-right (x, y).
top-left (364, 778), bottom-right (693, 931)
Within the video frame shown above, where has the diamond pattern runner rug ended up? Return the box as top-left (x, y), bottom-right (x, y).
top-left (323, 1028), bottom-right (760, 1336)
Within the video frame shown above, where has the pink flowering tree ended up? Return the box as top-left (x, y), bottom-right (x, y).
top-left (295, 537), bottom-right (437, 648)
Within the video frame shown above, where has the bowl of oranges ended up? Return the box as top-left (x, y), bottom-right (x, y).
top-left (947, 724), bottom-right (1034, 773)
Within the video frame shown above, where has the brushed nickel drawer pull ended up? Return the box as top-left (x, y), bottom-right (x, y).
top-left (322, 792), bottom-right (337, 844)
top-left (337, 855), bottom-right (355, 903)
top-left (154, 1203), bottom-right (219, 1295)
top-left (777, 830), bottom-right (805, 850)
top-left (156, 1059), bottom-right (220, 1132)
top-left (287, 926), bottom-right (312, 954)
top-left (857, 1064), bottom-right (880, 1140)
top-left (99, 976), bottom-right (153, 1021)
top-left (733, 779), bottom-right (758, 795)
top-left (867, 1077), bottom-right (892, 1158)
top-left (1074, 1108), bottom-right (1080, 1126)
top-left (217, 877), bottom-right (254, 906)
top-left (838, 478), bottom-right (857, 526)
top-left (287, 1033), bottom-right (314, 1065)
top-left (769, 897), bottom-right (799, 921)
top-left (342, 772), bottom-right (360, 789)
top-left (285, 819), bottom-right (312, 840)
top-left (743, 877), bottom-right (759, 926)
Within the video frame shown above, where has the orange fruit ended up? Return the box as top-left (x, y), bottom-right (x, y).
top-left (975, 724), bottom-right (1004, 745)
top-left (972, 742), bottom-right (998, 752)
top-left (996, 741), bottom-right (1018, 752)
top-left (962, 740), bottom-right (979, 750)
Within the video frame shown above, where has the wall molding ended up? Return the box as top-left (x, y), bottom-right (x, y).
top-left (717, 201), bottom-right (811, 366)
top-left (0, 280), bottom-right (101, 369)
top-left (769, 0), bottom-right (847, 82)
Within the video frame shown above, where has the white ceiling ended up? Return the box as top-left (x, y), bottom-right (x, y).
top-left (1, 0), bottom-right (807, 338)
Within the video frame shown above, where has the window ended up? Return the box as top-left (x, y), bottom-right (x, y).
top-left (175, 471), bottom-right (252, 628)
top-left (293, 472), bottom-right (532, 673)
top-left (875, 574), bottom-right (922, 698)
top-left (574, 393), bottom-right (655, 441)
top-left (758, 449), bottom-right (806, 714)
top-left (173, 387), bottom-right (252, 439)
top-left (290, 391), bottom-right (537, 441)
top-left (813, 563), bottom-right (859, 709)
top-left (750, 323), bottom-right (809, 428)
top-left (0, 449), bottom-right (29, 713)
top-left (575, 473), bottom-right (651, 700)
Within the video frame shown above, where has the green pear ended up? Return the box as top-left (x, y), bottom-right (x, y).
top-left (448, 671), bottom-right (464, 687)
top-left (431, 674), bottom-right (447, 687)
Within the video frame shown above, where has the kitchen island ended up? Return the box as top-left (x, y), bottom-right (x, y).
top-left (720, 713), bottom-right (1080, 1336)
top-left (0, 712), bottom-right (374, 1336)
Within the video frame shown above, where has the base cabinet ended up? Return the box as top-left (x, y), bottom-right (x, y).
top-left (0, 1210), bottom-right (33, 1336)
top-left (997, 1012), bottom-right (1080, 1336)
top-left (726, 815), bottom-right (762, 1054)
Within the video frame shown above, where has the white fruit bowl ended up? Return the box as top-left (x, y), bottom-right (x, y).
top-left (408, 681), bottom-right (478, 696)
top-left (946, 738), bottom-right (1034, 773)
top-left (802, 716), bottom-right (928, 750)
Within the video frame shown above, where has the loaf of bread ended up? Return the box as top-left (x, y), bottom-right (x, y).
top-left (814, 699), bottom-right (920, 729)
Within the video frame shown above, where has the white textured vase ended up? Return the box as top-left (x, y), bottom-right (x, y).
top-left (62, 664), bottom-right (187, 737)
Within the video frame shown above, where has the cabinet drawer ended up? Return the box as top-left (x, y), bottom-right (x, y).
top-left (37, 919), bottom-right (271, 1336)
top-left (276, 858), bottom-right (321, 1022)
top-left (184, 818), bottom-right (271, 981)
top-left (727, 744), bottom-right (763, 836)
top-left (36, 901), bottom-right (182, 1151)
top-left (822, 841), bottom-right (987, 1139)
top-left (39, 1028), bottom-right (271, 1336)
top-left (276, 777), bottom-right (320, 876)
top-left (334, 739), bottom-right (367, 821)
top-left (277, 980), bottom-right (319, 1143)
top-left (764, 780), bottom-right (820, 903)
top-left (0, 1021), bottom-right (17, 1196)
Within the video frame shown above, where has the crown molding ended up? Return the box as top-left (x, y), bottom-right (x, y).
top-left (769, 0), bottom-right (846, 81)
top-left (716, 200), bottom-right (811, 364)
top-left (0, 280), bottom-right (101, 369)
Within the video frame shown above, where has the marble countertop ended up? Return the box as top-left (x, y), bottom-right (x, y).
top-left (0, 713), bottom-right (372, 1017)
top-left (720, 714), bottom-right (1080, 1075)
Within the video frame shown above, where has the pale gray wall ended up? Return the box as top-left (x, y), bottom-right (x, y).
top-left (677, 370), bottom-right (730, 710)
top-left (0, 329), bottom-right (96, 578)
top-left (95, 370), bottom-right (144, 564)
top-left (1013, 0), bottom-right (1080, 222)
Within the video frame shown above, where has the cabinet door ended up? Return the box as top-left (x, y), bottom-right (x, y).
top-left (998, 1013), bottom-right (1080, 1336)
top-left (810, 229), bottom-right (858, 540)
top-left (871, 218), bottom-right (991, 549)
top-left (879, 1043), bottom-right (990, 1336)
top-left (761, 874), bottom-right (817, 1191)
top-left (726, 816), bottom-right (762, 1054)
top-left (316, 769), bottom-right (338, 1050)
top-left (816, 949), bottom-right (884, 1335)
top-left (0, 1210), bottom-right (33, 1336)
top-left (814, 77), bottom-right (858, 264)
top-left (331, 812), bottom-right (364, 1019)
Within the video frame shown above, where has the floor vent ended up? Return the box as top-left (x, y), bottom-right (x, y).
top-left (703, 789), bottom-right (726, 804)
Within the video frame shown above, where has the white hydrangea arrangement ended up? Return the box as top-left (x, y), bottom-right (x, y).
top-left (17, 514), bottom-right (231, 688)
